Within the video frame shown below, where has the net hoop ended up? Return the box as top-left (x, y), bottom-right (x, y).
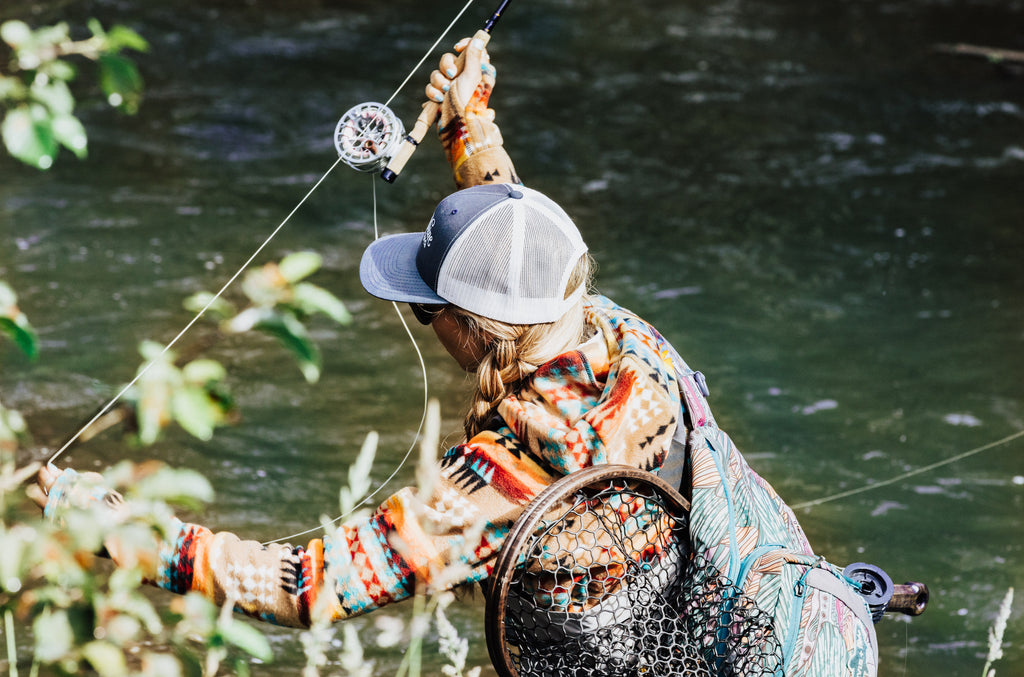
top-left (485, 465), bottom-right (692, 677)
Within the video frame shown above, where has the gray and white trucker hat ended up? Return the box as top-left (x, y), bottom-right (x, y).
top-left (359, 184), bottom-right (588, 324)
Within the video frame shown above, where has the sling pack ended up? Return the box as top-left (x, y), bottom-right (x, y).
top-left (667, 345), bottom-right (879, 677)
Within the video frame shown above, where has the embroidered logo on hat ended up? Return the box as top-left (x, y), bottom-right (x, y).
top-left (423, 218), bottom-right (434, 247)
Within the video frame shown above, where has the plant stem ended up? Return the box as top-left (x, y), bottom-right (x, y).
top-left (4, 609), bottom-right (19, 677)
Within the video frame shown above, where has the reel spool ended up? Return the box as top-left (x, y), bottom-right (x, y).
top-left (842, 562), bottom-right (895, 623)
top-left (334, 102), bottom-right (405, 172)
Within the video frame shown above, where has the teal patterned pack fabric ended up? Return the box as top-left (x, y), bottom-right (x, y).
top-left (673, 347), bottom-right (879, 676)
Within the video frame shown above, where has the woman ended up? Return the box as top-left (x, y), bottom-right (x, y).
top-left (37, 37), bottom-right (879, 675)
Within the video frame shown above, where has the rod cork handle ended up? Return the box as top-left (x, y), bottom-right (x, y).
top-left (887, 582), bottom-right (929, 616)
top-left (381, 29), bottom-right (492, 183)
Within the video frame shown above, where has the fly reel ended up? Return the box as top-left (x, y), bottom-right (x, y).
top-left (334, 102), bottom-right (405, 172)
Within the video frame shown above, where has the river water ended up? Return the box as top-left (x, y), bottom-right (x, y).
top-left (2, 0), bottom-right (1022, 674)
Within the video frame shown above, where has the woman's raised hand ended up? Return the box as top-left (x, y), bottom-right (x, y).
top-left (427, 36), bottom-right (515, 187)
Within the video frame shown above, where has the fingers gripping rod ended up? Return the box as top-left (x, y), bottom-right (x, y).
top-left (380, 0), bottom-right (512, 183)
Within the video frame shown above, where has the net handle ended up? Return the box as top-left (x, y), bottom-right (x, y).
top-left (888, 582), bottom-right (929, 616)
top-left (483, 464), bottom-right (691, 677)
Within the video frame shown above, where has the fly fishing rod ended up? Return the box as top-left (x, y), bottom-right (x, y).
top-left (332, 0), bottom-right (513, 181)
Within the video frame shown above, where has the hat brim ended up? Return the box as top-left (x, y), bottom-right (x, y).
top-left (359, 233), bottom-right (448, 305)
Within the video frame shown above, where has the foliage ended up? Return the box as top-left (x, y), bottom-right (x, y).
top-left (982, 587), bottom-right (1014, 677)
top-left (0, 18), bottom-right (147, 169)
top-left (186, 251), bottom-right (351, 385)
top-left (0, 289), bottom-right (270, 675)
top-left (297, 400), bottom-right (485, 677)
top-left (127, 342), bottom-right (234, 445)
top-left (0, 12), bottom-right (483, 677)
top-left (0, 282), bottom-right (38, 362)
top-left (1, 274), bottom-right (486, 677)
top-left (0, 457), bottom-right (273, 676)
top-left (102, 251), bottom-right (350, 446)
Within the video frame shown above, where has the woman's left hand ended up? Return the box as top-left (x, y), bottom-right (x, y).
top-left (35, 462), bottom-right (60, 500)
top-left (32, 464), bottom-right (127, 524)
top-left (28, 463), bottom-right (61, 511)
top-left (426, 36), bottom-right (516, 187)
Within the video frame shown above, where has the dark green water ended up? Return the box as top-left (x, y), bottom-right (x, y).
top-left (2, 0), bottom-right (1022, 674)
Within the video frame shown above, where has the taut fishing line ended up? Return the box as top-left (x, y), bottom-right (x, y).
top-left (791, 427), bottom-right (1024, 510)
top-left (261, 178), bottom-right (431, 546)
top-left (46, 158), bottom-right (344, 467)
top-left (45, 0), bottom-right (500, 545)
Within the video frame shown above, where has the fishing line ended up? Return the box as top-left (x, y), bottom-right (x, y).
top-left (262, 177), bottom-right (432, 545)
top-left (47, 0), bottom-right (494, 546)
top-left (792, 428), bottom-right (1024, 510)
top-left (382, 0), bottom-right (480, 111)
top-left (48, 0), bottom-right (485, 469)
top-left (46, 157), bottom-right (344, 468)
top-left (263, 0), bottom-right (511, 544)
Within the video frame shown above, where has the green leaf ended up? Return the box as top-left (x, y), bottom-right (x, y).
top-left (0, 20), bottom-right (32, 48)
top-left (52, 114), bottom-right (88, 158)
top-left (292, 282), bottom-right (351, 324)
top-left (40, 58), bottom-right (76, 82)
top-left (132, 467), bottom-right (214, 508)
top-left (181, 359), bottom-right (226, 386)
top-left (106, 25), bottom-right (149, 53)
top-left (171, 387), bottom-right (219, 441)
top-left (0, 282), bottom-right (15, 308)
top-left (277, 251), bottom-right (321, 284)
top-left (232, 658), bottom-right (253, 677)
top-left (241, 267), bottom-right (286, 308)
top-left (135, 363), bottom-right (179, 445)
top-left (183, 291), bottom-right (235, 320)
top-left (82, 640), bottom-right (128, 677)
top-left (138, 340), bottom-right (174, 363)
top-left (31, 78), bottom-right (75, 115)
top-left (255, 311), bottom-right (321, 383)
top-left (98, 53), bottom-right (143, 114)
top-left (140, 652), bottom-right (184, 677)
top-left (33, 23), bottom-right (71, 50)
top-left (87, 19), bottom-right (107, 41)
top-left (225, 306), bottom-right (272, 334)
top-left (2, 104), bottom-right (57, 169)
top-left (33, 608), bottom-right (74, 663)
top-left (219, 620), bottom-right (272, 662)
top-left (0, 527), bottom-right (29, 592)
top-left (0, 74), bottom-right (27, 101)
top-left (0, 402), bottom-right (28, 445)
top-left (0, 316), bottom-right (39, 360)
top-left (0, 282), bottom-right (39, 358)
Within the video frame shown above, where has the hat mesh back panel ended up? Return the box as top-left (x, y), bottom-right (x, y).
top-left (444, 202), bottom-right (516, 297)
top-left (521, 203), bottom-right (574, 301)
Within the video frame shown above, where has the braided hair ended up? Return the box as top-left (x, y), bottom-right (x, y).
top-left (448, 254), bottom-right (595, 440)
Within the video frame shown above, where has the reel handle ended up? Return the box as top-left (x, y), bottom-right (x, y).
top-left (886, 582), bottom-right (929, 616)
top-left (381, 29), bottom-right (492, 183)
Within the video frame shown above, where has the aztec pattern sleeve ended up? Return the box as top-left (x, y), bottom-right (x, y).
top-left (151, 428), bottom-right (558, 627)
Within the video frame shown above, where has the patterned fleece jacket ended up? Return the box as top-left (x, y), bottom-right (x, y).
top-left (115, 296), bottom-right (685, 627)
top-left (45, 293), bottom-right (880, 675)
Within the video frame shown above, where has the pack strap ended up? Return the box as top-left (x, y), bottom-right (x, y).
top-left (665, 339), bottom-right (714, 429)
top-left (680, 370), bottom-right (712, 428)
top-left (781, 564), bottom-right (879, 673)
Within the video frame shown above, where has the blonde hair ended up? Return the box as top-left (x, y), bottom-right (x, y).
top-left (449, 254), bottom-right (595, 439)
